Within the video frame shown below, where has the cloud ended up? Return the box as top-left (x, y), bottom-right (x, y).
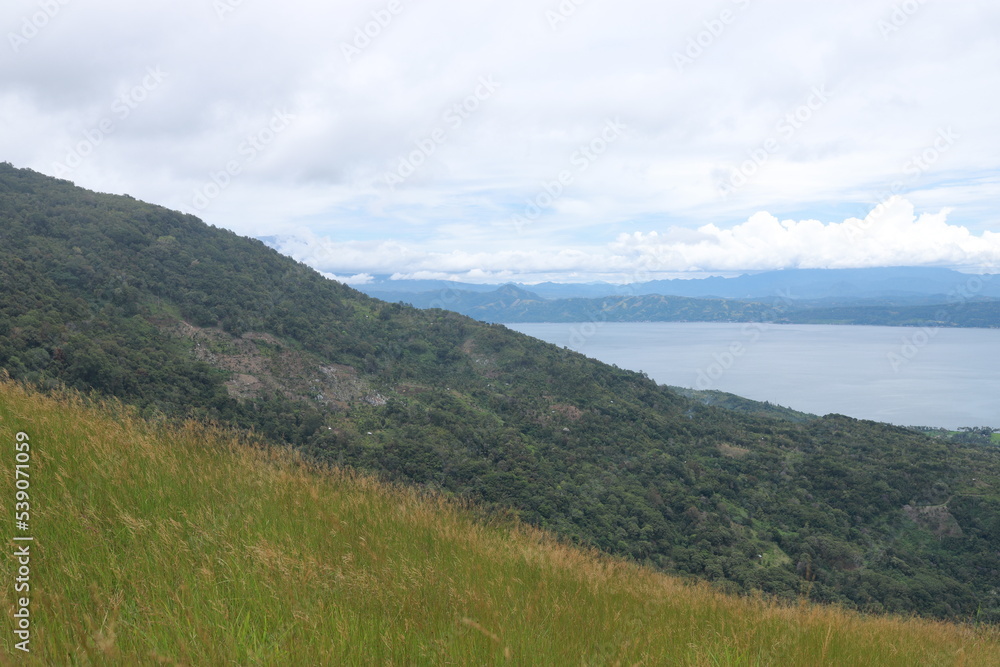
top-left (613, 197), bottom-right (1000, 273)
top-left (3, 0), bottom-right (1000, 278)
top-left (266, 231), bottom-right (612, 280)
top-left (319, 271), bottom-right (375, 286)
top-left (268, 198), bottom-right (1000, 281)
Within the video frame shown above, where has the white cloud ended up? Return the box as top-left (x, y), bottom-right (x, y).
top-left (2, 0), bottom-right (999, 278)
top-left (320, 272), bottom-right (375, 286)
top-left (614, 198), bottom-right (1000, 273)
top-left (268, 198), bottom-right (1000, 281)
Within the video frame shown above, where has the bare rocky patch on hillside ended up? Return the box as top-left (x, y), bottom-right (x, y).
top-left (164, 321), bottom-right (373, 408)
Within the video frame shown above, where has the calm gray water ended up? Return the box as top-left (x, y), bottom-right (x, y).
top-left (508, 322), bottom-right (999, 429)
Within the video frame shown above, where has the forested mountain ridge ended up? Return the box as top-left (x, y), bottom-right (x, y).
top-left (364, 283), bottom-right (1000, 327)
top-left (369, 285), bottom-right (780, 323)
top-left (351, 265), bottom-right (1000, 301)
top-left (2, 163), bottom-right (999, 621)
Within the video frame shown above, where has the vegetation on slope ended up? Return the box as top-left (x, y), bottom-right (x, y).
top-left (1, 380), bottom-right (998, 664)
top-left (2, 163), bottom-right (1000, 622)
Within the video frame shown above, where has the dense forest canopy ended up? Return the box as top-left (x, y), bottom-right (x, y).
top-left (1, 163), bottom-right (998, 622)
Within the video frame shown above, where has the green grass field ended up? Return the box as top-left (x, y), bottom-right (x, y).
top-left (2, 379), bottom-right (998, 665)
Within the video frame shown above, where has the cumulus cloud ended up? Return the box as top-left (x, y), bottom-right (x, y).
top-left (613, 198), bottom-right (1000, 272)
top-left (319, 272), bottom-right (375, 286)
top-left (269, 198), bottom-right (1000, 281)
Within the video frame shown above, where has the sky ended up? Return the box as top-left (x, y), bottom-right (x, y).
top-left (2, 0), bottom-right (999, 284)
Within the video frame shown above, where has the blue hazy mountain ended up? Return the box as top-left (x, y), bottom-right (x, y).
top-left (351, 268), bottom-right (1000, 326)
top-left (353, 267), bottom-right (999, 302)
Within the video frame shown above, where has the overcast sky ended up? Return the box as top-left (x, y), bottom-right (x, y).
top-left (3, 0), bottom-right (999, 283)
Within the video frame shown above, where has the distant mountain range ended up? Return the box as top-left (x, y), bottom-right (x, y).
top-left (350, 266), bottom-right (1000, 302)
top-left (347, 268), bottom-right (1000, 327)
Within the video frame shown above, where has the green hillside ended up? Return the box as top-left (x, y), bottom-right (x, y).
top-left (2, 380), bottom-right (998, 664)
top-left (1, 163), bottom-right (999, 621)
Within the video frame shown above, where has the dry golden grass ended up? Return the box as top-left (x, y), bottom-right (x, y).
top-left (0, 378), bottom-right (997, 665)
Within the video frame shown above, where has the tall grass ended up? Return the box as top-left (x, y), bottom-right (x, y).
top-left (1, 379), bottom-right (997, 665)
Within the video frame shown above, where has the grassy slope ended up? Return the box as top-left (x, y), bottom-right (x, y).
top-left (2, 380), bottom-right (998, 665)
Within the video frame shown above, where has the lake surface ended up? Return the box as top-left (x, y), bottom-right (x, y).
top-left (507, 322), bottom-right (999, 429)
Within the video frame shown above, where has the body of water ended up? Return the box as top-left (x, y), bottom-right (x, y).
top-left (507, 322), bottom-right (999, 429)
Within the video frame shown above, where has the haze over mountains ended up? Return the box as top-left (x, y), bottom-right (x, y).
top-left (350, 266), bottom-right (1000, 302)
top-left (340, 267), bottom-right (1000, 326)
